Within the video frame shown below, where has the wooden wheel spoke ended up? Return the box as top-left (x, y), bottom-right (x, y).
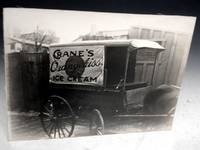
top-left (42, 118), bottom-right (51, 122)
top-left (45, 121), bottom-right (53, 130)
top-left (62, 120), bottom-right (73, 126)
top-left (58, 129), bottom-right (61, 138)
top-left (61, 119), bottom-right (70, 134)
top-left (60, 127), bottom-right (66, 137)
top-left (48, 123), bottom-right (55, 136)
top-left (64, 127), bottom-right (70, 134)
top-left (53, 123), bottom-right (57, 138)
top-left (96, 129), bottom-right (103, 135)
top-left (60, 115), bottom-right (73, 119)
top-left (44, 106), bottom-right (52, 114)
top-left (57, 123), bottom-right (61, 138)
top-left (42, 112), bottom-right (52, 117)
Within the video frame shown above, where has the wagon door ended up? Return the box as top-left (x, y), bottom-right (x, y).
top-left (105, 46), bottom-right (128, 88)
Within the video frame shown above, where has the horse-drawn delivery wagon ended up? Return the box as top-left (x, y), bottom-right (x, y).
top-left (40, 39), bottom-right (179, 138)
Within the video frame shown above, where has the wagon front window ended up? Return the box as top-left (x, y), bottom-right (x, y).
top-left (104, 45), bottom-right (160, 90)
top-left (134, 48), bottom-right (158, 84)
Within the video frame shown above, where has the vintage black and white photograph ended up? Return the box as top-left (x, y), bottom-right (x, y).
top-left (3, 8), bottom-right (196, 140)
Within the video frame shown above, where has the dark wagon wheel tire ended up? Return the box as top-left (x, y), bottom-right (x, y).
top-left (40, 95), bottom-right (75, 138)
top-left (89, 109), bottom-right (104, 135)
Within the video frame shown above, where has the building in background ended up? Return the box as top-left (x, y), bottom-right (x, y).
top-left (74, 29), bottom-right (129, 41)
top-left (6, 37), bottom-right (49, 53)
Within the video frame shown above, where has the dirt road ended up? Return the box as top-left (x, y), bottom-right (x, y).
top-left (8, 112), bottom-right (173, 141)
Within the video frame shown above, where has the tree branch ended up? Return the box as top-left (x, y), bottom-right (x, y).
top-left (38, 34), bottom-right (46, 51)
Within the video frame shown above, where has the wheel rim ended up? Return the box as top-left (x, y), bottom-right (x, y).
top-left (89, 109), bottom-right (104, 135)
top-left (40, 95), bottom-right (75, 138)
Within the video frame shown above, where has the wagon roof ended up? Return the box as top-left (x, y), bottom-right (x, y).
top-left (50, 39), bottom-right (165, 50)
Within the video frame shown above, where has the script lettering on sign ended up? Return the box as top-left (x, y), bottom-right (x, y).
top-left (49, 45), bottom-right (104, 85)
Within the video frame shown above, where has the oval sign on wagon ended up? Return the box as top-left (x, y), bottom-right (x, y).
top-left (65, 56), bottom-right (85, 77)
top-left (49, 45), bottom-right (105, 86)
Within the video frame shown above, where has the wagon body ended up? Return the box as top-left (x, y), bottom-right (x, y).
top-left (48, 39), bottom-right (164, 115)
top-left (40, 39), bottom-right (166, 138)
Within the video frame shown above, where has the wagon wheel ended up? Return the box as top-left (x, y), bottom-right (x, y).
top-left (40, 95), bottom-right (75, 138)
top-left (89, 109), bottom-right (104, 135)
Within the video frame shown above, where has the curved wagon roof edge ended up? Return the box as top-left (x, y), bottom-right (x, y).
top-left (49, 39), bottom-right (165, 50)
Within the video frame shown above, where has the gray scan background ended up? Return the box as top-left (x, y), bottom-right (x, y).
top-left (0, 0), bottom-right (200, 149)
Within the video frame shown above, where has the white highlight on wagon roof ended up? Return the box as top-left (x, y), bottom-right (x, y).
top-left (50, 39), bottom-right (165, 50)
top-left (130, 39), bottom-right (165, 50)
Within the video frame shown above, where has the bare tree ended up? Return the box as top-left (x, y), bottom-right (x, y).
top-left (20, 26), bottom-right (59, 52)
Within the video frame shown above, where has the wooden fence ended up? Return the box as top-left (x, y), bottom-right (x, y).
top-left (6, 52), bottom-right (49, 111)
